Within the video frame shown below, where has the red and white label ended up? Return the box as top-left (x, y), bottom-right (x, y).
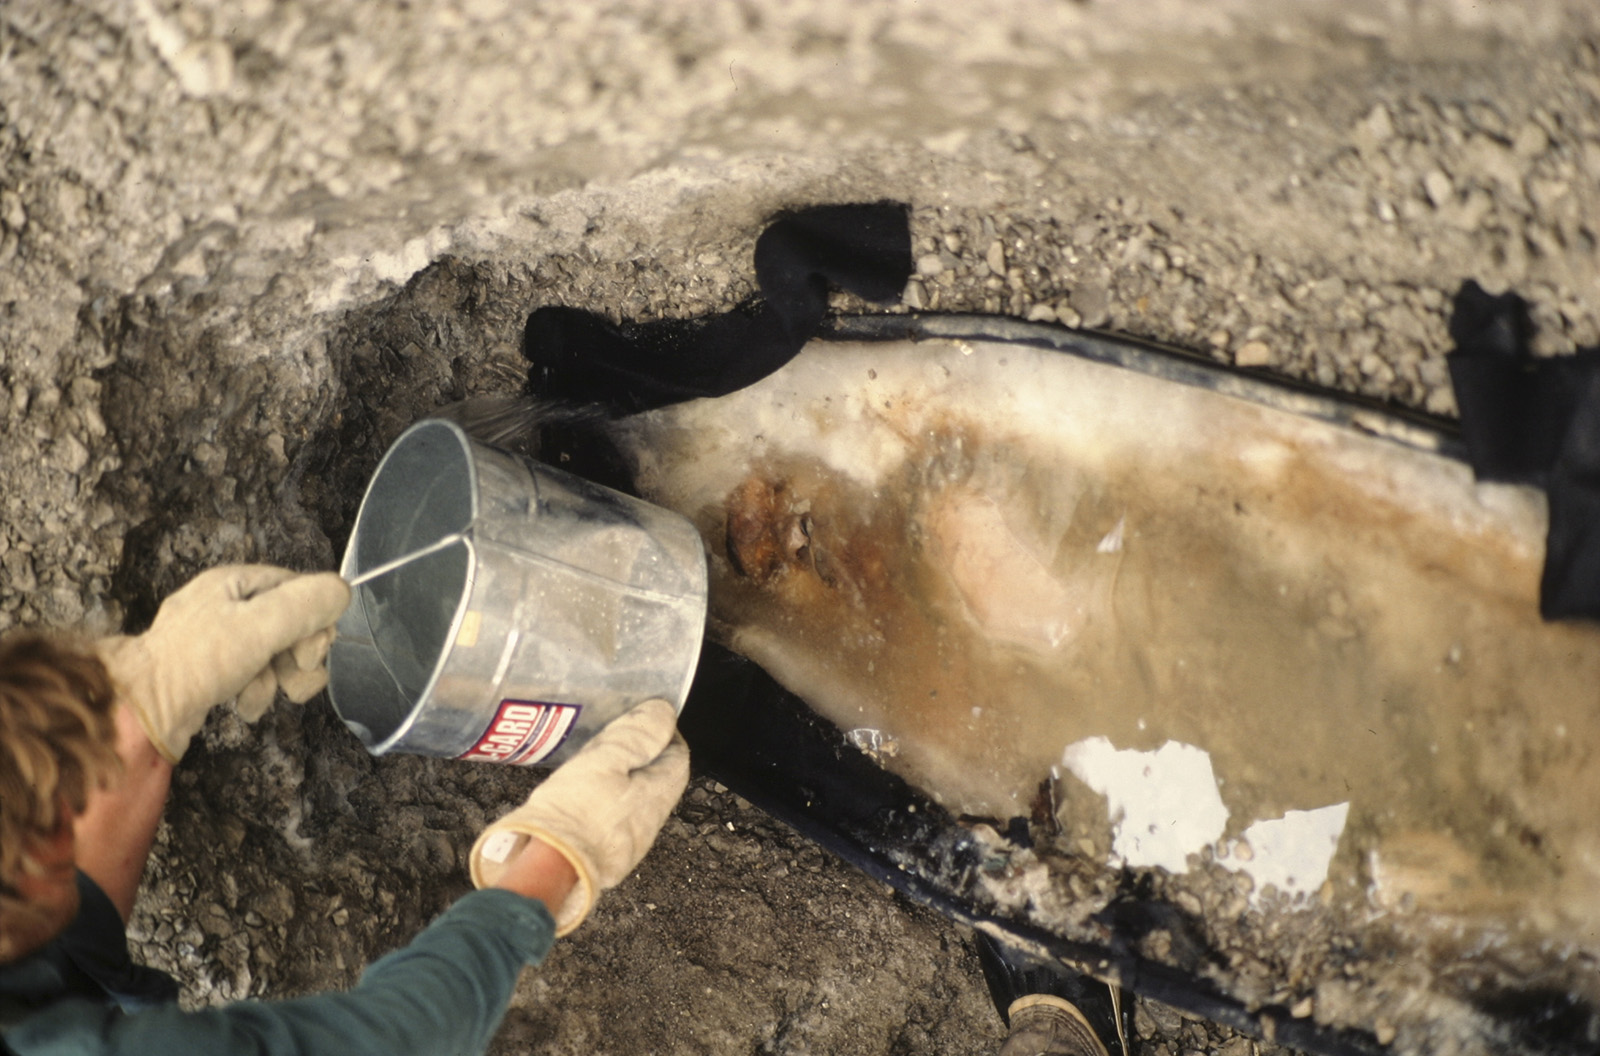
top-left (459, 699), bottom-right (580, 765)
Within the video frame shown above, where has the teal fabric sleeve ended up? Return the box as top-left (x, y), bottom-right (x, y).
top-left (0, 872), bottom-right (178, 1021)
top-left (3, 888), bottom-right (554, 1056)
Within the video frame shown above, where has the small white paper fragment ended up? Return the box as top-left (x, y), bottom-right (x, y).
top-left (480, 830), bottom-right (525, 865)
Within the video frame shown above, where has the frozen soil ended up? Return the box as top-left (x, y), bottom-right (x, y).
top-left (2, 1), bottom-right (1599, 1053)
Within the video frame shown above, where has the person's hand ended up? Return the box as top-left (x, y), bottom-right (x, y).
top-left (96, 565), bottom-right (351, 763)
top-left (491, 837), bottom-right (579, 913)
top-left (470, 698), bottom-right (689, 937)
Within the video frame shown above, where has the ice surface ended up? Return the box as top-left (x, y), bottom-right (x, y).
top-left (1061, 736), bottom-right (1229, 873)
top-left (619, 334), bottom-right (1600, 956)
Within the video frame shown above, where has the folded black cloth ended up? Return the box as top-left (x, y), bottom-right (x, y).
top-left (523, 201), bottom-right (912, 415)
top-left (1447, 280), bottom-right (1600, 620)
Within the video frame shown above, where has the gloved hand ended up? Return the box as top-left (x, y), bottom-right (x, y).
top-left (96, 565), bottom-right (351, 763)
top-left (470, 698), bottom-right (689, 936)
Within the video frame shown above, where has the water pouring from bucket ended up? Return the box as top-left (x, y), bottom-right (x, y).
top-left (328, 418), bottom-right (708, 768)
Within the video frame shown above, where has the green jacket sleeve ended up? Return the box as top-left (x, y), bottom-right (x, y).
top-left (3, 888), bottom-right (555, 1056)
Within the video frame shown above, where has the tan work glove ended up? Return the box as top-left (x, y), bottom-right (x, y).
top-left (470, 698), bottom-right (690, 937)
top-left (96, 565), bottom-right (352, 763)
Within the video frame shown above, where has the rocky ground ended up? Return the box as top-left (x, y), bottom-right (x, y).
top-left (2, 1), bottom-right (1598, 1053)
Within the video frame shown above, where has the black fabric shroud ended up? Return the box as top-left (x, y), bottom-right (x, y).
top-left (1447, 280), bottom-right (1600, 620)
top-left (523, 201), bottom-right (912, 415)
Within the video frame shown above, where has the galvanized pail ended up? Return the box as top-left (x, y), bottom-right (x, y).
top-left (327, 418), bottom-right (708, 768)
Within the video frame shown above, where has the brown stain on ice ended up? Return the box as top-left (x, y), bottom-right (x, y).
top-left (701, 414), bottom-right (1600, 930)
top-left (625, 340), bottom-right (1600, 938)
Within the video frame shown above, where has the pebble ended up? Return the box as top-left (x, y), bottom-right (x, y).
top-left (705, 833), bottom-right (743, 857)
top-left (904, 279), bottom-right (927, 310)
top-left (1070, 283), bottom-right (1111, 328)
top-left (986, 240), bottom-right (1006, 276)
top-left (1528, 177), bottom-right (1570, 212)
top-left (1462, 134), bottom-right (1523, 191)
top-left (201, 904), bottom-right (234, 939)
top-left (53, 434), bottom-right (90, 474)
top-left (1358, 103), bottom-right (1394, 145)
top-left (1422, 170), bottom-right (1454, 209)
top-left (173, 39), bottom-right (235, 98)
top-left (1235, 340), bottom-right (1273, 367)
top-left (1137, 1000), bottom-right (1186, 1038)
top-left (3, 553), bottom-right (37, 593)
top-left (193, 441), bottom-right (227, 476)
top-left (0, 191), bottom-right (24, 232)
top-left (1512, 120), bottom-right (1549, 159)
top-left (915, 253), bottom-right (944, 278)
top-left (171, 248), bottom-right (208, 278)
top-left (54, 183), bottom-right (88, 229)
top-left (42, 586), bottom-right (85, 626)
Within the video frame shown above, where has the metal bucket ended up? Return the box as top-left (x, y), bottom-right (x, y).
top-left (327, 418), bottom-right (708, 767)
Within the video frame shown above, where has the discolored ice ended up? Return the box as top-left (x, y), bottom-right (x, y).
top-left (618, 333), bottom-right (1600, 1037)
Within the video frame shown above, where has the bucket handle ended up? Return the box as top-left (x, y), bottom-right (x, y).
top-left (346, 531), bottom-right (467, 587)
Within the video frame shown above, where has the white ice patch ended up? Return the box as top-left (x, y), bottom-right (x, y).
top-left (1061, 737), bottom-right (1229, 873)
top-left (1235, 803), bottom-right (1350, 901)
top-left (1062, 736), bottom-right (1349, 902)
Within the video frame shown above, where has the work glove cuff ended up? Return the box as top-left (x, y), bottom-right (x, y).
top-left (468, 699), bottom-right (689, 938)
top-left (94, 634), bottom-right (184, 764)
top-left (469, 824), bottom-right (597, 937)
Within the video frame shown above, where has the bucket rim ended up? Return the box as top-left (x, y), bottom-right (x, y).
top-left (335, 417), bottom-right (483, 753)
top-left (338, 418), bottom-right (481, 588)
top-left (359, 533), bottom-right (478, 755)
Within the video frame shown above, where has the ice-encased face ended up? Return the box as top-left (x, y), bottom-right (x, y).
top-left (617, 335), bottom-right (1600, 942)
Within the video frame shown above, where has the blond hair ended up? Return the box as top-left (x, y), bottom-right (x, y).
top-left (0, 633), bottom-right (119, 956)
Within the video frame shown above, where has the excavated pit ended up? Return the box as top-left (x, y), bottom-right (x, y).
top-left (3, 2), bottom-right (1599, 1053)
